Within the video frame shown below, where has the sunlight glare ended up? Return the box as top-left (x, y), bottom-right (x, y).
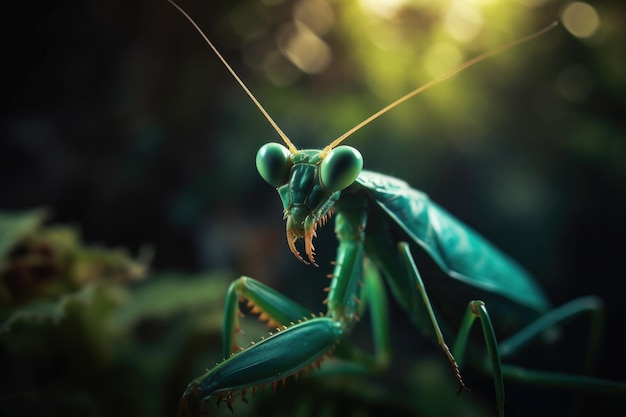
top-left (423, 42), bottom-right (463, 79)
top-left (444, 2), bottom-right (484, 42)
top-left (359, 0), bottom-right (410, 19)
top-left (516, 0), bottom-right (551, 8)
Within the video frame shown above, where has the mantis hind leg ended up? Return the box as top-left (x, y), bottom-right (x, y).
top-left (488, 296), bottom-right (626, 395)
top-left (396, 242), bottom-right (469, 392)
top-left (452, 293), bottom-right (626, 417)
top-left (453, 300), bottom-right (506, 417)
top-left (497, 296), bottom-right (604, 376)
top-left (395, 243), bottom-right (504, 415)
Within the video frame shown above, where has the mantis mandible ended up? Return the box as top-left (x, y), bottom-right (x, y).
top-left (168, 1), bottom-right (626, 416)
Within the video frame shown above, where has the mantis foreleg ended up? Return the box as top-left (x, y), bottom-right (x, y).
top-left (178, 211), bottom-right (396, 415)
top-left (222, 276), bottom-right (312, 356)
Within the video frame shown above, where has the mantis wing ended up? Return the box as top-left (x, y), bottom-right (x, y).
top-left (355, 171), bottom-right (550, 313)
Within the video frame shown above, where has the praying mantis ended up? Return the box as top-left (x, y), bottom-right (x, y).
top-left (168, 1), bottom-right (626, 416)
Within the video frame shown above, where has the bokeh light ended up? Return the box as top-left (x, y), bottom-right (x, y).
top-left (556, 64), bottom-right (593, 102)
top-left (561, 1), bottom-right (600, 38)
top-left (359, 0), bottom-right (411, 19)
top-left (444, 1), bottom-right (484, 42)
top-left (294, 0), bottom-right (335, 36)
top-left (276, 21), bottom-right (332, 74)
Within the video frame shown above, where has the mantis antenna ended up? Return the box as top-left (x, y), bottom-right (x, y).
top-left (167, 0), bottom-right (297, 154)
top-left (168, 0), bottom-right (557, 158)
top-left (321, 21), bottom-right (559, 157)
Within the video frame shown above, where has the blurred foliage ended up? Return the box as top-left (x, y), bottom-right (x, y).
top-left (0, 209), bottom-right (147, 308)
top-left (1, 0), bottom-right (626, 416)
top-left (0, 209), bottom-right (233, 417)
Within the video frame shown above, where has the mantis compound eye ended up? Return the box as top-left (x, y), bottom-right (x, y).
top-left (256, 142), bottom-right (292, 187)
top-left (319, 146), bottom-right (363, 192)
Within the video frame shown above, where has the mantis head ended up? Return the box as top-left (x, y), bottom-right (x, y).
top-left (256, 143), bottom-right (363, 266)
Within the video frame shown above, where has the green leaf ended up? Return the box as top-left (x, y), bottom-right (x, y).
top-left (0, 281), bottom-right (121, 333)
top-left (0, 208), bottom-right (47, 266)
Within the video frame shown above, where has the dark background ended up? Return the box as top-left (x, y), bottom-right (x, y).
top-left (1, 0), bottom-right (625, 416)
